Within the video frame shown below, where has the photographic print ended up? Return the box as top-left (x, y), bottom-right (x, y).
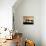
top-left (23, 16), bottom-right (34, 24)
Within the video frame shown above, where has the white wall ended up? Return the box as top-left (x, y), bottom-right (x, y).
top-left (41, 0), bottom-right (46, 46)
top-left (0, 0), bottom-right (46, 46)
top-left (13, 0), bottom-right (41, 46)
top-left (0, 0), bottom-right (16, 29)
